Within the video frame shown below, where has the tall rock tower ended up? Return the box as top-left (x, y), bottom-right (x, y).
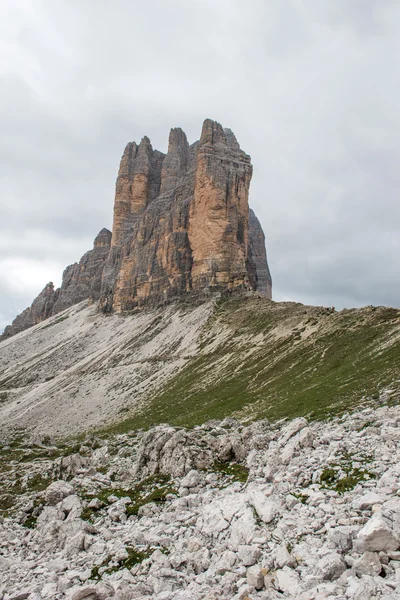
top-left (100, 118), bottom-right (272, 312)
top-left (2, 119), bottom-right (272, 339)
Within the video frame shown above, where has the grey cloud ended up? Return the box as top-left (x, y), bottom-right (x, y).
top-left (0, 0), bottom-right (399, 333)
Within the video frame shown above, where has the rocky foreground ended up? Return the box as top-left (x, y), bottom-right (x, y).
top-left (1, 400), bottom-right (400, 599)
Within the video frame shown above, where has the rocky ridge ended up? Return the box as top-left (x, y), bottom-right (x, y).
top-left (2, 229), bottom-right (112, 338)
top-left (1, 402), bottom-right (400, 599)
top-left (100, 119), bottom-right (266, 313)
top-left (2, 119), bottom-right (272, 338)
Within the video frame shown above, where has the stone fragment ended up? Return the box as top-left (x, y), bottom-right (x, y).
top-left (180, 469), bottom-right (202, 489)
top-left (246, 565), bottom-right (265, 589)
top-left (278, 417), bottom-right (308, 447)
top-left (273, 566), bottom-right (300, 593)
top-left (237, 545), bottom-right (261, 567)
top-left (353, 551), bottom-right (382, 576)
top-left (214, 550), bottom-right (237, 574)
top-left (45, 480), bottom-right (74, 505)
top-left (352, 492), bottom-right (385, 511)
top-left (274, 543), bottom-right (297, 569)
top-left (327, 525), bottom-right (359, 552)
top-left (248, 490), bottom-right (280, 524)
top-left (70, 587), bottom-right (99, 600)
top-left (355, 515), bottom-right (400, 552)
top-left (45, 558), bottom-right (68, 572)
top-left (315, 553), bottom-right (347, 581)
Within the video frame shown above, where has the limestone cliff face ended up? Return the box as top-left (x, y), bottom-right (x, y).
top-left (52, 228), bottom-right (112, 313)
top-left (100, 118), bottom-right (271, 312)
top-left (2, 229), bottom-right (111, 338)
top-left (2, 282), bottom-right (57, 338)
top-left (249, 209), bottom-right (272, 297)
top-left (2, 118), bottom-right (272, 338)
top-left (188, 120), bottom-right (252, 291)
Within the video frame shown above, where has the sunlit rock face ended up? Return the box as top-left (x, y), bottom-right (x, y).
top-left (2, 119), bottom-right (272, 337)
top-left (100, 118), bottom-right (272, 313)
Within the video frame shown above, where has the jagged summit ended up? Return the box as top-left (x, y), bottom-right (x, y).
top-left (2, 229), bottom-right (111, 338)
top-left (2, 119), bottom-right (272, 338)
top-left (100, 118), bottom-right (269, 313)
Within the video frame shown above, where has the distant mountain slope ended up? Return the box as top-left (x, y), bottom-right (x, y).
top-left (0, 300), bottom-right (213, 436)
top-left (0, 296), bottom-right (399, 437)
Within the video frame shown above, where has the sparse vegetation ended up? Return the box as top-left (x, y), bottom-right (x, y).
top-left (89, 546), bottom-right (152, 580)
top-left (80, 474), bottom-right (177, 522)
top-left (292, 492), bottom-right (308, 505)
top-left (319, 452), bottom-right (376, 494)
top-left (212, 461), bottom-right (249, 484)
top-left (100, 297), bottom-right (400, 434)
top-left (41, 314), bottom-right (69, 329)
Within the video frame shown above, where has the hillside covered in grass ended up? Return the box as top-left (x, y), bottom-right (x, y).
top-left (0, 295), bottom-right (399, 438)
top-left (108, 296), bottom-right (400, 433)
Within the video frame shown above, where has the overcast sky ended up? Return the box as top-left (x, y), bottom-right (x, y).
top-left (1, 0), bottom-right (399, 331)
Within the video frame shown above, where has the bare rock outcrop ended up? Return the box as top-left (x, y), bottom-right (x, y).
top-left (100, 118), bottom-right (271, 312)
top-left (1, 228), bottom-right (111, 338)
top-left (52, 227), bottom-right (112, 313)
top-left (249, 209), bottom-right (272, 297)
top-left (1, 282), bottom-right (57, 338)
top-left (2, 118), bottom-right (272, 337)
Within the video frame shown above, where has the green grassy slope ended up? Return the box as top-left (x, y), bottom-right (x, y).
top-left (104, 296), bottom-right (400, 433)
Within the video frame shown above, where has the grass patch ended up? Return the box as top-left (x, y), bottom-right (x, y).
top-left (90, 547), bottom-right (152, 580)
top-left (98, 298), bottom-right (400, 434)
top-left (319, 452), bottom-right (376, 494)
top-left (80, 474), bottom-right (177, 522)
top-left (212, 461), bottom-right (249, 483)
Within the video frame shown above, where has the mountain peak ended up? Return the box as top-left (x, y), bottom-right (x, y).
top-left (2, 119), bottom-right (271, 337)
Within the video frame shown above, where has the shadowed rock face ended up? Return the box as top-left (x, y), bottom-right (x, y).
top-left (53, 228), bottom-right (112, 313)
top-left (1, 229), bottom-right (111, 338)
top-left (249, 209), bottom-right (272, 297)
top-left (2, 118), bottom-right (272, 337)
top-left (1, 282), bottom-right (57, 338)
top-left (100, 118), bottom-right (272, 312)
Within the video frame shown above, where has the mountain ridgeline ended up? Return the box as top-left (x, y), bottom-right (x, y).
top-left (2, 119), bottom-right (272, 338)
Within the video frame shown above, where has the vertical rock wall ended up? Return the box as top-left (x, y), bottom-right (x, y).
top-left (2, 118), bottom-right (272, 338)
top-left (189, 120), bottom-right (253, 291)
top-left (2, 229), bottom-right (111, 338)
top-left (101, 118), bottom-right (270, 312)
top-left (249, 209), bottom-right (272, 298)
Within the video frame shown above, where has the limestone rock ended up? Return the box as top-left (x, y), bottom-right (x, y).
top-left (53, 228), bottom-right (112, 312)
top-left (354, 515), bottom-right (400, 552)
top-left (100, 118), bottom-right (271, 312)
top-left (352, 492), bottom-right (385, 511)
top-left (2, 119), bottom-right (271, 337)
top-left (353, 551), bottom-right (382, 577)
top-left (45, 480), bottom-right (75, 506)
top-left (188, 119), bottom-right (253, 293)
top-left (1, 282), bottom-right (56, 338)
top-left (3, 405), bottom-right (400, 598)
top-left (249, 209), bottom-right (272, 298)
top-left (274, 566), bottom-right (300, 593)
top-left (2, 229), bottom-right (111, 338)
top-left (246, 565), bottom-right (265, 589)
top-left (315, 552), bottom-right (347, 581)
top-left (237, 545), bottom-right (261, 567)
